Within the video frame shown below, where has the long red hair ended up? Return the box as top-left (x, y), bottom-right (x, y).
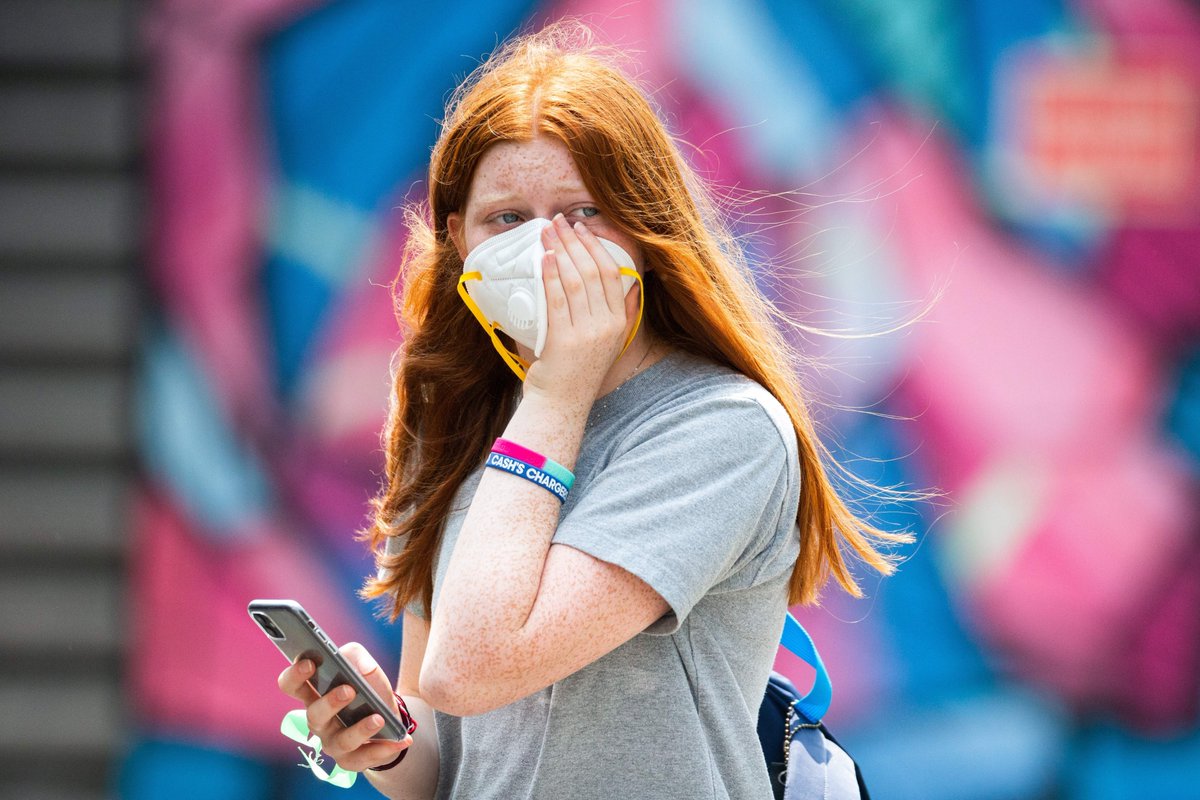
top-left (361, 22), bottom-right (914, 620)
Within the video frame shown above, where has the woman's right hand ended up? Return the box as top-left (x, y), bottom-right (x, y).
top-left (525, 213), bottom-right (641, 407)
top-left (277, 641), bottom-right (412, 772)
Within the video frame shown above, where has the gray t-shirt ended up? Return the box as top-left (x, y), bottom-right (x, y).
top-left (400, 349), bottom-right (802, 800)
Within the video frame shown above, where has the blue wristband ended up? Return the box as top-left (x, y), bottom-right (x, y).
top-left (492, 438), bottom-right (575, 489)
top-left (485, 451), bottom-right (570, 502)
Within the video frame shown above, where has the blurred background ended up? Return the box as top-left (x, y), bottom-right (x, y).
top-left (1, 0), bottom-right (1197, 798)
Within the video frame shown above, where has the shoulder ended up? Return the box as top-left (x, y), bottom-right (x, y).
top-left (629, 349), bottom-right (797, 460)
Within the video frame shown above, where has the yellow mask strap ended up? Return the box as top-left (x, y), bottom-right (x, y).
top-left (458, 268), bottom-right (645, 383)
top-left (458, 272), bottom-right (531, 381)
top-left (618, 267), bottom-right (645, 359)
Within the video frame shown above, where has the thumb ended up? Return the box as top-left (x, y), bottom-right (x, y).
top-left (624, 278), bottom-right (641, 318)
top-left (340, 642), bottom-right (395, 706)
top-left (622, 279), bottom-right (642, 342)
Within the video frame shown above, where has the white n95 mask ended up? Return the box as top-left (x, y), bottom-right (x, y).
top-left (457, 217), bottom-right (644, 381)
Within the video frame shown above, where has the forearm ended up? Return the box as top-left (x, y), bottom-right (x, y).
top-left (363, 694), bottom-right (439, 800)
top-left (423, 389), bottom-right (587, 699)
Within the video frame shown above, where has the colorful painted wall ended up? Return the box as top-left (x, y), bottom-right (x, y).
top-left (122, 1), bottom-right (1200, 797)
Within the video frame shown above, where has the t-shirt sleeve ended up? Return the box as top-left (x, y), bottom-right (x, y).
top-left (552, 389), bottom-right (796, 635)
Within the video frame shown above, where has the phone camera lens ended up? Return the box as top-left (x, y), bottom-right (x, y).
top-left (252, 612), bottom-right (285, 640)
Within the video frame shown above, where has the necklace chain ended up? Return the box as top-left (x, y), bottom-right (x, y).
top-left (588, 341), bottom-right (657, 426)
top-left (626, 340), bottom-right (655, 382)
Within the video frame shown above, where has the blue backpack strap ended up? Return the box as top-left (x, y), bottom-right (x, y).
top-left (779, 613), bottom-right (832, 722)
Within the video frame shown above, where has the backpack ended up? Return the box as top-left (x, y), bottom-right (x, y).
top-left (757, 614), bottom-right (871, 800)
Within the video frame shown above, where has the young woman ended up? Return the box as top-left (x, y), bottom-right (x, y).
top-left (277, 22), bottom-right (909, 800)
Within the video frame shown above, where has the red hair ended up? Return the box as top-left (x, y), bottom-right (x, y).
top-left (362, 22), bottom-right (914, 619)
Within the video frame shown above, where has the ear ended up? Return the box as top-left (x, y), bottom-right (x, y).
top-left (447, 212), bottom-right (467, 260)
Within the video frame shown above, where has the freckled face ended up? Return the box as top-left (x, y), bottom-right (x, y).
top-left (446, 136), bottom-right (644, 271)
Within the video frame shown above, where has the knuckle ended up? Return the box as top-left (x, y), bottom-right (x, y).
top-left (328, 730), bottom-right (355, 757)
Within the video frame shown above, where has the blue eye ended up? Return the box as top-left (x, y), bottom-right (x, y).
top-left (498, 212), bottom-right (521, 225)
top-left (577, 206), bottom-right (599, 218)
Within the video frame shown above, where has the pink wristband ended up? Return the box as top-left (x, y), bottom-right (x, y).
top-left (491, 438), bottom-right (575, 489)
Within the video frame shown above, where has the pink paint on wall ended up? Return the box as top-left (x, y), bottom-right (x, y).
top-left (128, 490), bottom-right (378, 756)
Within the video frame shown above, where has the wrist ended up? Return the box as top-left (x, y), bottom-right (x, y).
top-left (368, 748), bottom-right (409, 772)
top-left (368, 692), bottom-right (418, 772)
top-left (517, 381), bottom-right (593, 422)
top-left (501, 390), bottom-right (589, 476)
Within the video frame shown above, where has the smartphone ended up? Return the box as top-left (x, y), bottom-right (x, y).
top-left (248, 598), bottom-right (408, 740)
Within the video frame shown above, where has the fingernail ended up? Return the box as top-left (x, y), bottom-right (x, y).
top-left (298, 660), bottom-right (313, 676)
top-left (338, 685), bottom-right (353, 701)
top-left (573, 221), bottom-right (586, 234)
top-left (368, 714), bottom-right (383, 729)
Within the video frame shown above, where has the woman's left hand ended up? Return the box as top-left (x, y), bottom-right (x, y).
top-left (523, 213), bottom-right (640, 406)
